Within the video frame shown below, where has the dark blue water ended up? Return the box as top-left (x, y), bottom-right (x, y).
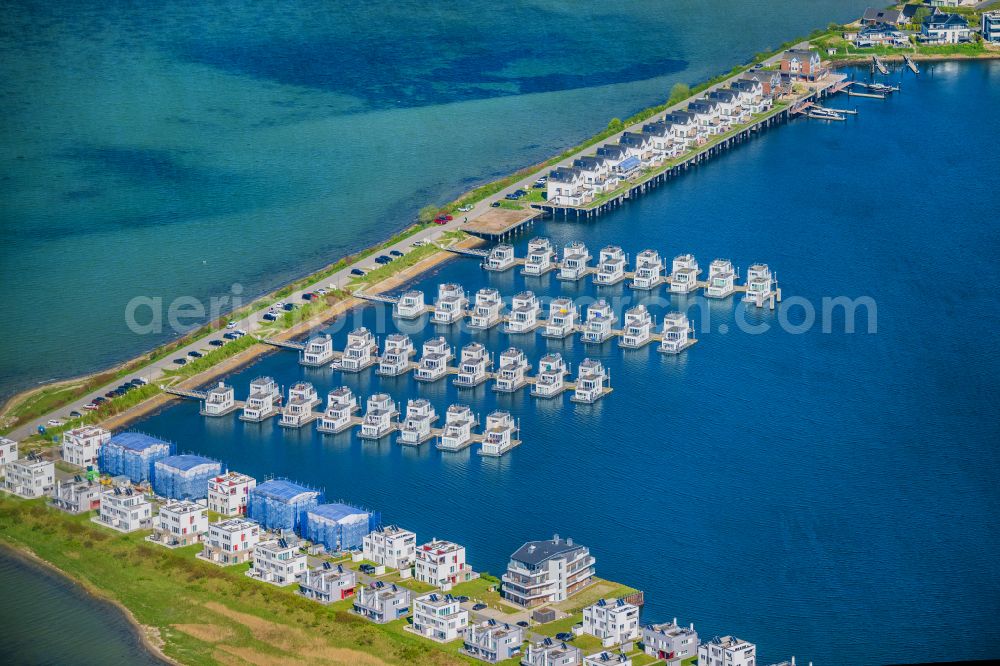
top-left (129, 62), bottom-right (1000, 665)
top-left (0, 0), bottom-right (871, 398)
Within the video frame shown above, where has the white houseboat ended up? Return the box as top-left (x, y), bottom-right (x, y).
top-left (619, 304), bottom-right (654, 348)
top-left (478, 411), bottom-right (520, 457)
top-left (705, 259), bottom-right (736, 298)
top-left (359, 394), bottom-right (399, 440)
top-left (394, 290), bottom-right (426, 319)
top-left (744, 263), bottom-right (775, 307)
top-left (542, 298), bottom-right (578, 338)
top-left (595, 246), bottom-right (627, 285)
top-left (521, 237), bottom-right (555, 276)
top-left (484, 243), bottom-right (516, 272)
top-left (397, 399), bottom-right (438, 446)
top-left (571, 359), bottom-right (611, 403)
top-left (531, 353), bottom-right (569, 398)
top-left (433, 283), bottom-right (468, 324)
top-left (436, 405), bottom-right (477, 451)
top-left (415, 337), bottom-right (454, 382)
top-left (469, 288), bottom-right (504, 330)
top-left (559, 241), bottom-right (591, 281)
top-left (338, 327), bottom-right (378, 372)
top-left (200, 382), bottom-right (236, 416)
top-left (316, 386), bottom-right (359, 434)
top-left (493, 348), bottom-right (531, 393)
top-left (454, 343), bottom-right (491, 388)
top-left (670, 254), bottom-right (701, 294)
top-left (377, 333), bottom-right (415, 376)
top-left (300, 334), bottom-right (335, 366)
top-left (505, 291), bottom-right (541, 334)
top-left (240, 376), bottom-right (281, 422)
top-left (659, 312), bottom-right (695, 354)
top-left (581, 299), bottom-right (617, 344)
top-left (279, 382), bottom-right (321, 428)
top-left (632, 249), bottom-right (665, 290)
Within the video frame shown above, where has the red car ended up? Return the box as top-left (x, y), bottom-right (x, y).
top-left (433, 214), bottom-right (454, 224)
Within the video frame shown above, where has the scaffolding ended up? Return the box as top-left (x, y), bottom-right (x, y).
top-left (303, 503), bottom-right (381, 552)
top-left (247, 478), bottom-right (324, 533)
top-left (98, 432), bottom-right (174, 483)
top-left (152, 454), bottom-right (224, 500)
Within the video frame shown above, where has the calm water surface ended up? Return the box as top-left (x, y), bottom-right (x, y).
top-left (128, 62), bottom-right (1000, 665)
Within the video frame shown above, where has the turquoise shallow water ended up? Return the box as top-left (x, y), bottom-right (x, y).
top-left (0, 0), bottom-right (869, 398)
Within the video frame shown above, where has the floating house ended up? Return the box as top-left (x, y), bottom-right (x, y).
top-left (363, 525), bottom-right (417, 569)
top-left (705, 259), bottom-right (736, 298)
top-left (354, 581), bottom-right (411, 623)
top-left (200, 518), bottom-right (260, 566)
top-left (632, 249), bottom-right (664, 289)
top-left (572, 359), bottom-right (610, 403)
top-left (484, 243), bottom-right (516, 271)
top-left (505, 291), bottom-right (541, 333)
top-left (415, 538), bottom-right (477, 589)
top-left (619, 304), bottom-right (654, 349)
top-left (698, 636), bottom-right (756, 666)
top-left (4, 457), bottom-right (55, 499)
top-left (642, 619), bottom-right (699, 661)
top-left (670, 254), bottom-right (701, 294)
top-left (378, 333), bottom-right (415, 376)
top-left (743, 263), bottom-right (775, 307)
top-left (478, 411), bottom-right (519, 457)
top-left (304, 502), bottom-right (380, 552)
top-left (581, 299), bottom-right (616, 344)
top-left (463, 619), bottom-right (525, 663)
top-left (200, 382), bottom-right (236, 416)
top-left (359, 393), bottom-right (399, 440)
top-left (522, 638), bottom-right (582, 666)
top-left (279, 382), bottom-right (321, 428)
top-left (50, 478), bottom-right (102, 514)
top-left (494, 348), bottom-right (530, 393)
top-left (340, 327), bottom-right (378, 372)
top-left (532, 353), bottom-right (569, 398)
top-left (543, 298), bottom-right (578, 339)
top-left (437, 405), bottom-right (478, 451)
top-left (61, 425), bottom-right (110, 469)
top-left (398, 399), bottom-right (438, 445)
top-left (454, 343), bottom-right (491, 388)
top-left (249, 538), bottom-right (308, 586)
top-left (394, 290), bottom-right (426, 319)
top-left (299, 562), bottom-right (357, 603)
top-left (99, 432), bottom-right (173, 483)
top-left (207, 471), bottom-right (257, 516)
top-left (415, 337), bottom-right (453, 382)
top-left (583, 598), bottom-right (641, 647)
top-left (412, 592), bottom-right (469, 642)
top-left (240, 376), bottom-right (281, 422)
top-left (659, 312), bottom-right (694, 354)
top-left (501, 535), bottom-right (596, 607)
top-left (93, 486), bottom-right (153, 533)
top-left (522, 237), bottom-right (555, 276)
top-left (300, 334), bottom-right (335, 366)
top-left (149, 500), bottom-right (208, 548)
top-left (433, 283), bottom-right (468, 324)
top-left (317, 386), bottom-right (358, 434)
top-left (559, 241), bottom-right (591, 281)
top-left (247, 478), bottom-right (323, 532)
top-left (153, 454), bottom-right (224, 500)
top-left (595, 246), bottom-right (627, 285)
top-left (469, 288), bottom-right (504, 330)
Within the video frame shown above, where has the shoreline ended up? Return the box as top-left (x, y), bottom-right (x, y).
top-left (0, 542), bottom-right (175, 665)
top-left (828, 51), bottom-right (1000, 67)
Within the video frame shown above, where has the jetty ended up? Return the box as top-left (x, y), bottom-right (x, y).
top-left (871, 54), bottom-right (889, 75)
top-left (903, 53), bottom-right (919, 75)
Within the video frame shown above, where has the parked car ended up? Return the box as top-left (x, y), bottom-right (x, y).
top-left (234, 329), bottom-right (248, 336)
top-left (412, 240), bottom-right (426, 247)
top-left (359, 564), bottom-right (376, 574)
top-left (93, 396), bottom-right (107, 404)
top-left (226, 321), bottom-right (237, 329)
top-left (516, 621), bottom-right (529, 628)
top-left (490, 201), bottom-right (501, 208)
top-left (283, 303), bottom-right (295, 311)
top-left (84, 403), bottom-right (99, 411)
top-left (188, 350), bottom-right (203, 358)
top-left (104, 391), bottom-right (116, 398)
top-left (302, 292), bottom-right (315, 301)
top-left (472, 603), bottom-right (487, 611)
top-left (555, 632), bottom-right (574, 641)
top-left (173, 358), bottom-right (187, 366)
top-left (263, 313), bottom-right (277, 322)
top-left (130, 378), bottom-right (147, 385)
top-left (389, 250), bottom-right (403, 257)
top-left (374, 255), bottom-right (391, 264)
top-left (350, 268), bottom-right (365, 276)
top-left (457, 204), bottom-right (473, 212)
top-left (69, 410), bottom-right (82, 418)
top-left (223, 332), bottom-right (238, 340)
top-left (316, 288), bottom-right (328, 295)
top-left (47, 419), bottom-right (63, 427)
top-left (456, 595), bottom-right (469, 603)
top-left (209, 339), bottom-right (224, 346)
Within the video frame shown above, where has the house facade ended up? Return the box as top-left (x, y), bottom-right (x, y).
top-left (0, 437), bottom-right (17, 475)
top-left (984, 10), bottom-right (1000, 42)
top-left (207, 471), bottom-right (257, 516)
top-left (522, 638), bottom-right (582, 666)
top-left (61, 426), bottom-right (110, 469)
top-left (200, 518), bottom-right (260, 565)
top-left (150, 499), bottom-right (208, 547)
top-left (415, 538), bottom-right (477, 590)
top-left (582, 598), bottom-right (641, 647)
top-left (94, 487), bottom-right (153, 532)
top-left (698, 635), bottom-right (757, 666)
top-left (4, 458), bottom-right (55, 498)
top-left (299, 563), bottom-right (357, 603)
top-left (412, 592), bottom-right (469, 642)
top-left (642, 619), bottom-right (699, 661)
top-left (501, 535), bottom-right (596, 607)
top-left (921, 11), bottom-right (971, 43)
top-left (249, 538), bottom-right (308, 586)
top-left (463, 619), bottom-right (525, 663)
top-left (49, 478), bottom-right (102, 514)
top-left (780, 49), bottom-right (824, 81)
top-left (354, 581), bottom-right (411, 623)
top-left (363, 525), bottom-right (417, 569)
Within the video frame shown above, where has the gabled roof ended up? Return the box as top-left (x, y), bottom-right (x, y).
top-left (596, 143), bottom-right (628, 159)
top-left (549, 166), bottom-right (582, 183)
top-left (924, 12), bottom-right (968, 28)
top-left (664, 111), bottom-right (695, 124)
top-left (707, 89), bottom-right (738, 103)
top-left (687, 99), bottom-right (718, 114)
top-left (573, 155), bottom-right (606, 170)
top-left (862, 7), bottom-right (901, 23)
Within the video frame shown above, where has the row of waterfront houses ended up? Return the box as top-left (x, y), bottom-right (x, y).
top-left (853, 4), bottom-right (1000, 47)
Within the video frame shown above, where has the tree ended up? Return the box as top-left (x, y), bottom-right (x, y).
top-left (668, 83), bottom-right (691, 104)
top-left (606, 117), bottom-right (624, 132)
top-left (418, 204), bottom-right (439, 225)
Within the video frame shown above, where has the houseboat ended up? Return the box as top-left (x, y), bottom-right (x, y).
top-left (359, 394), bottom-right (398, 440)
top-left (433, 283), bottom-right (468, 324)
top-left (436, 405), bottom-right (477, 451)
top-left (316, 387), bottom-right (359, 434)
top-left (454, 343), bottom-right (491, 388)
top-left (670, 254), bottom-right (701, 294)
top-left (521, 237), bottom-right (556, 276)
top-left (478, 411), bottom-right (520, 457)
top-left (337, 327), bottom-right (378, 372)
top-left (581, 299), bottom-right (617, 344)
top-left (377, 333), bottom-right (415, 376)
top-left (468, 288), bottom-right (504, 330)
top-left (743, 263), bottom-right (775, 307)
top-left (414, 337), bottom-right (454, 382)
top-left (542, 298), bottom-right (578, 338)
top-left (631, 249), bottom-right (664, 290)
top-left (397, 399), bottom-right (438, 446)
top-left (571, 359), bottom-right (611, 403)
top-left (705, 259), bottom-right (736, 298)
top-left (659, 312), bottom-right (695, 354)
top-left (300, 334), bottom-right (335, 367)
top-left (394, 290), bottom-right (426, 319)
top-left (558, 241), bottom-right (591, 281)
top-left (531, 353), bottom-right (569, 398)
top-left (505, 291), bottom-right (541, 334)
top-left (200, 382), bottom-right (236, 416)
top-left (279, 382), bottom-right (320, 428)
top-left (483, 243), bottom-right (516, 272)
top-left (594, 246), bottom-right (627, 286)
top-left (240, 376), bottom-right (281, 422)
top-left (619, 304), bottom-right (654, 348)
top-left (493, 348), bottom-right (531, 393)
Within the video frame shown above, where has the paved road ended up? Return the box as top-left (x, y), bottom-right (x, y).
top-left (12, 46), bottom-right (799, 442)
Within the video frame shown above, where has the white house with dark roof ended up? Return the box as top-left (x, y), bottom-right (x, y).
top-left (464, 619), bottom-right (525, 663)
top-left (595, 143), bottom-right (629, 170)
top-left (741, 69), bottom-right (782, 97)
top-left (699, 635), bottom-right (757, 666)
top-left (729, 79), bottom-right (769, 114)
top-left (572, 156), bottom-right (618, 193)
top-left (855, 22), bottom-right (910, 48)
top-left (618, 132), bottom-right (654, 165)
top-left (642, 618), bottom-right (698, 661)
top-left (921, 11), bottom-right (971, 43)
top-left (641, 122), bottom-right (682, 159)
top-left (687, 99), bottom-right (724, 135)
top-left (582, 598), bottom-right (640, 647)
top-left (547, 167), bottom-right (587, 206)
top-left (707, 88), bottom-right (747, 124)
top-left (501, 535), bottom-right (595, 607)
top-left (861, 7), bottom-right (903, 25)
top-left (663, 111), bottom-right (700, 147)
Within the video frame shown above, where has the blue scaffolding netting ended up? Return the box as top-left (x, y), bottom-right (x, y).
top-left (247, 479), bottom-right (324, 532)
top-left (98, 432), bottom-right (174, 483)
top-left (303, 503), bottom-right (381, 552)
top-left (152, 454), bottom-right (225, 500)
